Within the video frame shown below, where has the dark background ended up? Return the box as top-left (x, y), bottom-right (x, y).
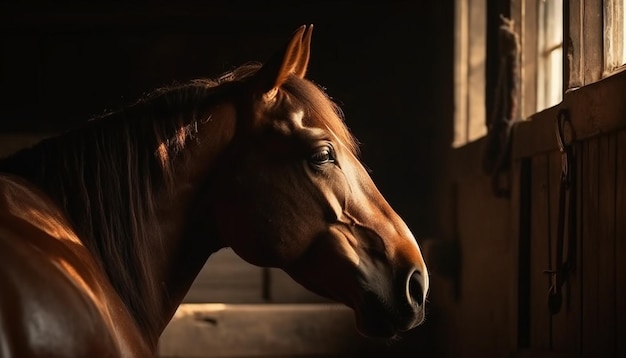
top-left (1, 1), bottom-right (458, 356)
top-left (0, 1), bottom-right (455, 241)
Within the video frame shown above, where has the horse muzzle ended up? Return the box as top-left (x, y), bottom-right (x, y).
top-left (354, 266), bottom-right (428, 338)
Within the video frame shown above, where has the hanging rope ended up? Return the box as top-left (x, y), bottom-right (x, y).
top-left (482, 15), bottom-right (521, 197)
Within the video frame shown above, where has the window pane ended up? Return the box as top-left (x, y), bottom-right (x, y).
top-left (453, 0), bottom-right (486, 148)
top-left (604, 0), bottom-right (626, 74)
top-left (537, 0), bottom-right (563, 111)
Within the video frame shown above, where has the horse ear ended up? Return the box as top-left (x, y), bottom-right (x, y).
top-left (254, 24), bottom-right (313, 100)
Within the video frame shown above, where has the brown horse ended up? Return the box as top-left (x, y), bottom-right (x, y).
top-left (0, 25), bottom-right (428, 357)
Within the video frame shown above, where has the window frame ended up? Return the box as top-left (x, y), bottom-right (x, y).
top-left (511, 0), bottom-right (626, 159)
top-left (453, 0), bottom-right (626, 151)
top-left (453, 0), bottom-right (488, 148)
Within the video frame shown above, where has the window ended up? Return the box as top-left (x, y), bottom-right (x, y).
top-left (604, 0), bottom-right (626, 75)
top-left (454, 0), bottom-right (626, 149)
top-left (452, 0), bottom-right (565, 147)
top-left (537, 0), bottom-right (563, 111)
top-left (453, 0), bottom-right (487, 148)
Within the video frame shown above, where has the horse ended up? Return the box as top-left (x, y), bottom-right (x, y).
top-left (0, 25), bottom-right (428, 357)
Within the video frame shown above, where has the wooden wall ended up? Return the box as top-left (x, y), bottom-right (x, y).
top-left (513, 130), bottom-right (626, 357)
top-left (427, 68), bottom-right (626, 358)
top-left (428, 115), bottom-right (626, 358)
top-left (426, 138), bottom-right (516, 358)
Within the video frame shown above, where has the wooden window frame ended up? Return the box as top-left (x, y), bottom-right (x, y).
top-left (511, 0), bottom-right (626, 158)
top-left (453, 0), bottom-right (626, 154)
top-left (453, 0), bottom-right (488, 147)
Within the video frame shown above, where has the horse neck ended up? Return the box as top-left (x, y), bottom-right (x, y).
top-left (0, 100), bottom-right (238, 345)
top-left (152, 101), bottom-right (239, 328)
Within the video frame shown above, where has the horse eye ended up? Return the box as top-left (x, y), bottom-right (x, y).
top-left (309, 146), bottom-right (335, 166)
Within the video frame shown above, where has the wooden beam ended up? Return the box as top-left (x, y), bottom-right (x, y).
top-left (512, 69), bottom-right (626, 159)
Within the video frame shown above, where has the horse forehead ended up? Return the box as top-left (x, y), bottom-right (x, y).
top-left (271, 109), bottom-right (327, 139)
top-left (270, 109), bottom-right (302, 134)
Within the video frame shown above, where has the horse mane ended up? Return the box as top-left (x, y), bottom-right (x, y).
top-left (0, 61), bottom-right (359, 342)
top-left (0, 63), bottom-right (258, 340)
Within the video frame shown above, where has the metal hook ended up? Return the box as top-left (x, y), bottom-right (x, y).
top-left (555, 109), bottom-right (569, 151)
top-left (555, 109), bottom-right (572, 186)
top-left (545, 108), bottom-right (576, 316)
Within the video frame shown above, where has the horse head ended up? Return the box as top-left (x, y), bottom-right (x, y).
top-left (210, 25), bottom-right (428, 338)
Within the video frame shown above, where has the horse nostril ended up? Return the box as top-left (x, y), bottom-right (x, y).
top-left (407, 270), bottom-right (425, 306)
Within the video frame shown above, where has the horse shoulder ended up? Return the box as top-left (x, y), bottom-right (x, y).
top-left (0, 174), bottom-right (151, 357)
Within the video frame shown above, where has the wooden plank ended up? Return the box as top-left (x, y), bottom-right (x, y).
top-left (595, 134), bottom-right (617, 356)
top-left (451, 173), bottom-right (512, 357)
top-left (512, 70), bottom-right (626, 159)
top-left (581, 137), bottom-right (600, 356)
top-left (603, 0), bottom-right (626, 76)
top-left (515, 158), bottom-right (532, 350)
top-left (564, 0), bottom-right (583, 89)
top-left (529, 154), bottom-right (551, 350)
top-left (509, 158), bottom-right (524, 350)
top-left (616, 129), bottom-right (626, 358)
top-left (566, 141), bottom-right (583, 355)
top-left (547, 149), bottom-right (564, 352)
top-left (582, 0), bottom-right (604, 85)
